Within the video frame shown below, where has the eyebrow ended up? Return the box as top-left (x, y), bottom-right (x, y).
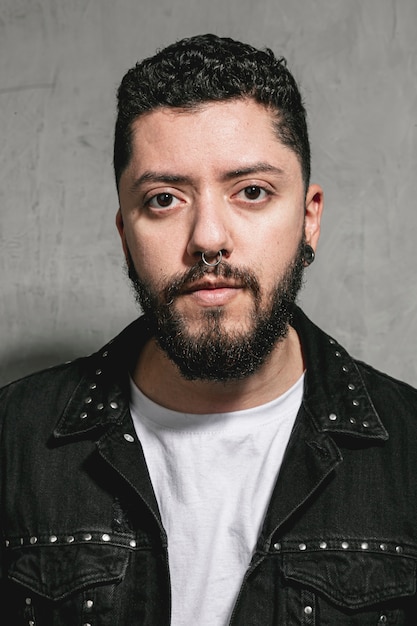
top-left (129, 172), bottom-right (192, 194)
top-left (128, 162), bottom-right (286, 194)
top-left (222, 163), bottom-right (286, 180)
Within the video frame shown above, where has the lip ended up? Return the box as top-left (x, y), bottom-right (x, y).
top-left (181, 280), bottom-right (242, 306)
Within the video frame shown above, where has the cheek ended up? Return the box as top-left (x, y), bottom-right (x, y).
top-left (125, 230), bottom-right (177, 285)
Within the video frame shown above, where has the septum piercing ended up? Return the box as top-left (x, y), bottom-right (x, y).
top-left (201, 250), bottom-right (223, 267)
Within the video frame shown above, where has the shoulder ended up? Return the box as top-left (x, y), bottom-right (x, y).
top-left (356, 359), bottom-right (417, 419)
top-left (0, 359), bottom-right (87, 426)
top-left (0, 315), bottom-right (149, 430)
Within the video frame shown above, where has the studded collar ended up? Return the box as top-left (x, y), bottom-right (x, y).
top-left (293, 307), bottom-right (388, 441)
top-left (53, 307), bottom-right (388, 442)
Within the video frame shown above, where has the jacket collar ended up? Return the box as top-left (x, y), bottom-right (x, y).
top-left (53, 307), bottom-right (388, 442)
top-left (292, 307), bottom-right (388, 441)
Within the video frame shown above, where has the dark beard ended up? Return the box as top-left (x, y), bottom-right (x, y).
top-left (127, 238), bottom-right (305, 382)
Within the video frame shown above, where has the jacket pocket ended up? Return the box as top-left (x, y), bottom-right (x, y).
top-left (5, 541), bottom-right (131, 625)
top-left (283, 549), bottom-right (416, 624)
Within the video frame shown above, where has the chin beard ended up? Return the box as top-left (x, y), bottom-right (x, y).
top-left (126, 238), bottom-right (305, 382)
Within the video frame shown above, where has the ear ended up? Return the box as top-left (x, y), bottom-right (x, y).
top-left (304, 184), bottom-right (323, 251)
top-left (115, 208), bottom-right (129, 260)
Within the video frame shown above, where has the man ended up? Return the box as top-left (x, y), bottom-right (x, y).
top-left (1, 34), bottom-right (417, 625)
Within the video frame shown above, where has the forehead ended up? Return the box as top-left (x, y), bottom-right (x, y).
top-left (126, 99), bottom-right (301, 181)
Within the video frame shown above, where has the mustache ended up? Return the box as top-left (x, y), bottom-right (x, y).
top-left (163, 260), bottom-right (261, 305)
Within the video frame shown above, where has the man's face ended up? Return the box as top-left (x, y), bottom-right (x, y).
top-left (117, 99), bottom-right (322, 380)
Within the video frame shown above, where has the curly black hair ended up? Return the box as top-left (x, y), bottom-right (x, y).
top-left (114, 34), bottom-right (310, 190)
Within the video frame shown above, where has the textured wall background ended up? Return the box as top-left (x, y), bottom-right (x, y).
top-left (1, 0), bottom-right (416, 387)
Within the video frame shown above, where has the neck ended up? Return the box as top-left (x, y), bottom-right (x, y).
top-left (132, 326), bottom-right (304, 414)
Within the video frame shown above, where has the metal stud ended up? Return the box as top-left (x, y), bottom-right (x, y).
top-left (361, 542), bottom-right (369, 550)
top-left (130, 539), bottom-right (137, 548)
top-left (341, 541), bottom-right (349, 549)
top-left (352, 399), bottom-right (359, 407)
top-left (396, 545), bottom-right (403, 553)
top-left (335, 351), bottom-right (341, 357)
top-left (362, 421), bottom-right (370, 428)
top-left (29, 536), bottom-right (37, 544)
top-left (66, 535), bottom-right (75, 543)
top-left (83, 533), bottom-right (92, 541)
top-left (348, 383), bottom-right (356, 390)
top-left (273, 542), bottom-right (281, 551)
top-left (349, 417), bottom-right (356, 424)
top-left (97, 403), bottom-right (104, 410)
top-left (304, 606), bottom-right (313, 615)
top-left (124, 433), bottom-right (134, 443)
top-left (49, 535), bottom-right (58, 543)
top-left (95, 368), bottom-right (102, 375)
top-left (328, 413), bottom-right (337, 421)
top-left (319, 541), bottom-right (327, 549)
top-left (85, 397), bottom-right (92, 404)
top-left (380, 543), bottom-right (388, 551)
top-left (110, 401), bottom-right (118, 409)
top-left (299, 543), bottom-right (307, 551)
top-left (89, 383), bottom-right (97, 390)
top-left (101, 534), bottom-right (111, 542)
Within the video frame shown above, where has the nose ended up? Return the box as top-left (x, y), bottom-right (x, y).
top-left (186, 192), bottom-right (234, 263)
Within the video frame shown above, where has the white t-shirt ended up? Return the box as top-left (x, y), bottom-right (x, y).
top-left (129, 374), bottom-right (304, 626)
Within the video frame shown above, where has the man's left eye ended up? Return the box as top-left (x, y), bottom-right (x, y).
top-left (239, 186), bottom-right (268, 201)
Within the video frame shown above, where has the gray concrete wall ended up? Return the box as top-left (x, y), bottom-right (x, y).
top-left (1, 0), bottom-right (416, 387)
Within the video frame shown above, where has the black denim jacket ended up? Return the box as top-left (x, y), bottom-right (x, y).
top-left (1, 307), bottom-right (417, 625)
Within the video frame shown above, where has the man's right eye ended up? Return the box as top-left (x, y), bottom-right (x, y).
top-left (147, 193), bottom-right (176, 208)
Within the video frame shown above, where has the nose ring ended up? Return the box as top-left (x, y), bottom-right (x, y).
top-left (201, 250), bottom-right (222, 267)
